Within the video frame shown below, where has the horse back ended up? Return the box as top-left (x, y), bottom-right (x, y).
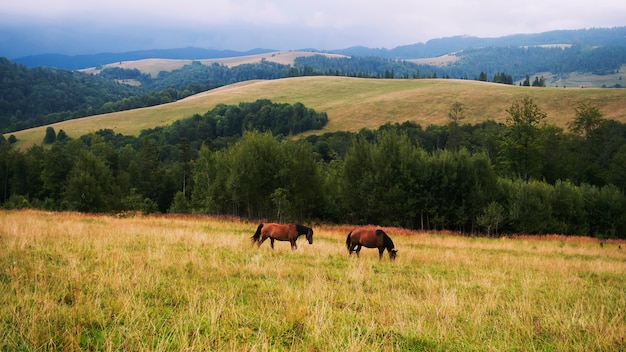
top-left (261, 223), bottom-right (294, 241)
top-left (350, 228), bottom-right (384, 248)
top-left (262, 222), bottom-right (285, 234)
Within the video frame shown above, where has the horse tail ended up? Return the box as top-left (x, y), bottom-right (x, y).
top-left (346, 231), bottom-right (352, 251)
top-left (251, 223), bottom-right (264, 243)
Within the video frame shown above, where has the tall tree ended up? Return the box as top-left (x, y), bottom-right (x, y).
top-left (178, 138), bottom-right (192, 198)
top-left (63, 150), bottom-right (114, 212)
top-left (504, 95), bottom-right (547, 181)
top-left (569, 102), bottom-right (604, 142)
top-left (43, 127), bottom-right (56, 144)
top-left (568, 103), bottom-right (606, 184)
top-left (279, 139), bottom-right (321, 221)
top-left (40, 139), bottom-right (84, 206)
top-left (446, 101), bottom-right (466, 150)
top-left (136, 138), bottom-right (162, 204)
top-left (225, 131), bottom-right (282, 219)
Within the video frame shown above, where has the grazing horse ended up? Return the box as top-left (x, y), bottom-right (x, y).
top-left (251, 223), bottom-right (313, 250)
top-left (346, 228), bottom-right (397, 260)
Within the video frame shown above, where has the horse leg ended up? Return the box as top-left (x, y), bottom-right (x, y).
top-left (355, 245), bottom-right (362, 257)
top-left (348, 243), bottom-right (357, 256)
top-left (378, 248), bottom-right (384, 260)
top-left (270, 238), bottom-right (275, 249)
top-left (291, 240), bottom-right (297, 250)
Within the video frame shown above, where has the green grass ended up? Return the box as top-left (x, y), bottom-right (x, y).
top-left (1, 210), bottom-right (625, 351)
top-left (8, 77), bottom-right (626, 150)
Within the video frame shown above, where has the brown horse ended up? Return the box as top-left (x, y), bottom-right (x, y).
top-left (346, 228), bottom-right (397, 260)
top-left (251, 223), bottom-right (313, 250)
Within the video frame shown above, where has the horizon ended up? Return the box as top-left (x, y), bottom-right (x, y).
top-left (5, 26), bottom-right (626, 61)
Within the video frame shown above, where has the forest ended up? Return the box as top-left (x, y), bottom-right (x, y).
top-left (1, 97), bottom-right (625, 238)
top-left (0, 58), bottom-right (287, 134)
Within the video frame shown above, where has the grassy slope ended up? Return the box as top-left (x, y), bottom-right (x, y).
top-left (8, 76), bottom-right (626, 150)
top-left (81, 50), bottom-right (348, 77)
top-left (1, 210), bottom-right (624, 350)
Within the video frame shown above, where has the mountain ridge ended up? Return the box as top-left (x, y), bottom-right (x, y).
top-left (13, 47), bottom-right (277, 70)
top-left (11, 27), bottom-right (626, 70)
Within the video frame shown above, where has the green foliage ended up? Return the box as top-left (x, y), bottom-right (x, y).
top-left (0, 58), bottom-right (142, 133)
top-left (148, 60), bottom-right (287, 91)
top-left (0, 58), bottom-right (294, 134)
top-left (63, 150), bottom-right (115, 212)
top-left (169, 191), bottom-right (191, 214)
top-left (492, 72), bottom-right (513, 85)
top-left (4, 41), bottom-right (626, 135)
top-left (138, 99), bottom-right (328, 162)
top-left (477, 201), bottom-right (504, 236)
top-left (532, 76), bottom-right (546, 87)
top-left (1, 98), bottom-right (626, 238)
top-left (1, 194), bottom-right (30, 209)
top-left (43, 127), bottom-right (56, 144)
top-left (135, 138), bottom-right (163, 207)
top-left (457, 45), bottom-right (626, 81)
top-left (190, 131), bottom-right (323, 221)
top-left (504, 95), bottom-right (548, 181)
top-left (292, 55), bottom-right (429, 78)
top-left (569, 102), bottom-right (605, 138)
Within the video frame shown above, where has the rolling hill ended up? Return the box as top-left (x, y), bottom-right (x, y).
top-left (11, 47), bottom-right (277, 70)
top-left (80, 51), bottom-right (348, 77)
top-left (8, 76), bottom-right (626, 150)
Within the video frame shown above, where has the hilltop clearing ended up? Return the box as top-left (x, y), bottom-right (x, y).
top-left (8, 76), bottom-right (626, 150)
top-left (81, 51), bottom-right (348, 77)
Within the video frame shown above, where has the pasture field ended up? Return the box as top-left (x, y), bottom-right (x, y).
top-left (9, 77), bottom-right (626, 150)
top-left (81, 51), bottom-right (348, 77)
top-left (1, 210), bottom-right (624, 351)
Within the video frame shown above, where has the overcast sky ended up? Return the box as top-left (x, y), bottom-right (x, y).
top-left (2, 0), bottom-right (626, 58)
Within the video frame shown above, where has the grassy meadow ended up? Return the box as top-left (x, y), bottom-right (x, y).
top-left (81, 51), bottom-right (348, 77)
top-left (1, 209), bottom-right (624, 351)
top-left (9, 77), bottom-right (626, 150)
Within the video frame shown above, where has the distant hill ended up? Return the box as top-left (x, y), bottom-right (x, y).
top-left (4, 27), bottom-right (626, 137)
top-left (13, 27), bottom-right (626, 70)
top-left (81, 51), bottom-right (348, 78)
top-left (13, 47), bottom-right (276, 70)
top-left (8, 76), bottom-right (626, 150)
top-left (330, 27), bottom-right (626, 58)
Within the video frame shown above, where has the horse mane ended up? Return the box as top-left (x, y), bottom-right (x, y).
top-left (251, 223), bottom-right (264, 242)
top-left (295, 224), bottom-right (310, 235)
top-left (377, 229), bottom-right (395, 250)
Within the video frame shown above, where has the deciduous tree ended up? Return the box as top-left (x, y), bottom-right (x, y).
top-left (504, 95), bottom-right (547, 181)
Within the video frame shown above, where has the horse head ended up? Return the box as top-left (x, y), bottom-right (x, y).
top-left (389, 249), bottom-right (398, 261)
top-left (296, 224), bottom-right (313, 244)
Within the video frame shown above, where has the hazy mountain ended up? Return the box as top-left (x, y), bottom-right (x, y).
top-left (330, 27), bottom-right (626, 58)
top-left (13, 47), bottom-right (276, 70)
top-left (10, 27), bottom-right (626, 70)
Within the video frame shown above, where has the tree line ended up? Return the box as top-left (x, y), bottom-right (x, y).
top-left (1, 98), bottom-right (624, 238)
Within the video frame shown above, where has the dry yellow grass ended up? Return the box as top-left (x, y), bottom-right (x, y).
top-left (1, 209), bottom-right (624, 350)
top-left (407, 54), bottom-right (460, 66)
top-left (7, 77), bottom-right (626, 150)
top-left (81, 51), bottom-right (348, 77)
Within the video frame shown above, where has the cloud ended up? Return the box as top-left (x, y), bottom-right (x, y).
top-left (1, 0), bottom-right (625, 57)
